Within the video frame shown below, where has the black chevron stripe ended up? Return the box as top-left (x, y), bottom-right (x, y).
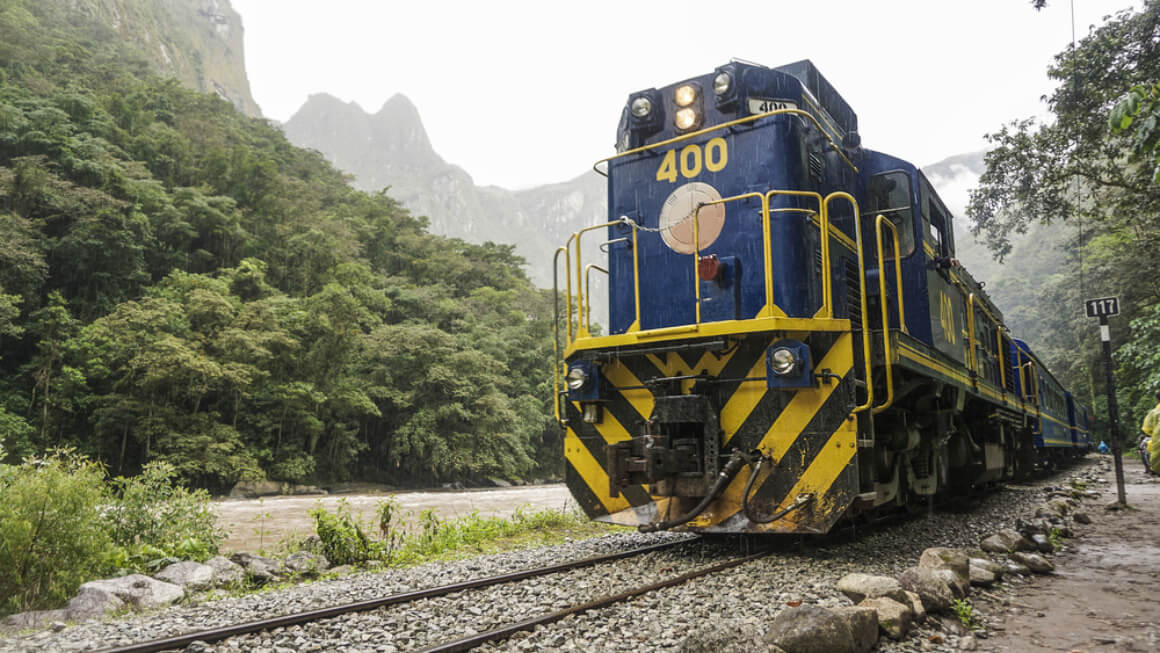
top-left (565, 402), bottom-right (651, 507)
top-left (676, 348), bottom-right (702, 373)
top-left (707, 336), bottom-right (776, 418)
top-left (724, 385), bottom-right (797, 451)
top-left (748, 370), bottom-right (855, 510)
top-left (564, 459), bottom-right (609, 518)
top-left (602, 392), bottom-right (646, 440)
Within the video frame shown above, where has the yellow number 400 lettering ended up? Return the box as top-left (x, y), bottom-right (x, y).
top-left (656, 138), bottom-right (728, 183)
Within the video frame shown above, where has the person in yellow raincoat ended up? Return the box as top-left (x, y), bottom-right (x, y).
top-left (1143, 390), bottom-right (1160, 475)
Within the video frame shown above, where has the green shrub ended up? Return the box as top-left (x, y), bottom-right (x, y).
top-left (105, 461), bottom-right (225, 562)
top-left (952, 598), bottom-right (981, 630)
top-left (310, 499), bottom-right (380, 566)
top-left (0, 451), bottom-right (113, 615)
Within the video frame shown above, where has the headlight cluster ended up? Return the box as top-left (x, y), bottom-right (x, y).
top-left (766, 340), bottom-right (813, 389)
top-left (673, 83), bottom-right (700, 132)
top-left (567, 366), bottom-right (589, 391)
top-left (769, 347), bottom-right (798, 375)
top-left (713, 72), bottom-right (731, 96)
top-left (631, 96), bottom-right (653, 118)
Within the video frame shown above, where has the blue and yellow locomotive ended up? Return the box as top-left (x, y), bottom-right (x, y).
top-left (553, 60), bottom-right (1090, 535)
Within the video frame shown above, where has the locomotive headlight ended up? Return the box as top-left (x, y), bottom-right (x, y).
top-left (631, 97), bottom-right (653, 118)
top-left (567, 366), bottom-right (589, 391)
top-left (674, 108), bottom-right (698, 131)
top-left (713, 72), bottom-right (732, 96)
top-left (675, 84), bottom-right (697, 107)
top-left (770, 347), bottom-right (798, 376)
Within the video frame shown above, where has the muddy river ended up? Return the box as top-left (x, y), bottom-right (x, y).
top-left (215, 484), bottom-right (572, 552)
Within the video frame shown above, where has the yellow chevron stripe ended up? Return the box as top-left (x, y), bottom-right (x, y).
top-left (601, 362), bottom-right (653, 422)
top-left (721, 355), bottom-right (769, 446)
top-left (715, 332), bottom-right (854, 511)
top-left (765, 421), bottom-right (857, 532)
top-left (691, 346), bottom-right (736, 377)
top-left (583, 401), bottom-right (633, 444)
top-left (564, 428), bottom-right (630, 515)
top-left (755, 332), bottom-right (854, 459)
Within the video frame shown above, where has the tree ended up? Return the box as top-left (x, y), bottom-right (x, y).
top-left (968, 1), bottom-right (1160, 423)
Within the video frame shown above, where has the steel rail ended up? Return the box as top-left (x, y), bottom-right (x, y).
top-left (94, 538), bottom-right (697, 653)
top-left (416, 549), bottom-right (772, 653)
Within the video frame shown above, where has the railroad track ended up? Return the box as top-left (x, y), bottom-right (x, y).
top-left (95, 537), bottom-right (712, 653)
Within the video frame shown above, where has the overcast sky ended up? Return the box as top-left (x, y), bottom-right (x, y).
top-left (231, 0), bottom-right (1137, 190)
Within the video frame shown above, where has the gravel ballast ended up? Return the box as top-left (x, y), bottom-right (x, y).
top-left (0, 462), bottom-right (1096, 653)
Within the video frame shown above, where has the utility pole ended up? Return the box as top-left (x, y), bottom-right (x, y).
top-left (1086, 296), bottom-right (1127, 506)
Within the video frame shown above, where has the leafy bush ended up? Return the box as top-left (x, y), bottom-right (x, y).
top-left (310, 499), bottom-right (382, 566)
top-left (0, 451), bottom-right (113, 615)
top-left (104, 461), bottom-right (225, 562)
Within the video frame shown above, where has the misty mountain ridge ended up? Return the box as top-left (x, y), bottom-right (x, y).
top-left (283, 92), bottom-right (605, 290)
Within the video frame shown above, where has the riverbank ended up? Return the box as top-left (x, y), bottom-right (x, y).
top-left (215, 483), bottom-right (575, 552)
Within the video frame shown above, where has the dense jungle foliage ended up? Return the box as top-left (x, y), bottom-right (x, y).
top-left (969, 1), bottom-right (1160, 431)
top-left (0, 1), bottom-right (560, 490)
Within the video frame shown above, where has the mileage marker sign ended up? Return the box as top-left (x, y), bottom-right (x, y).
top-left (1086, 295), bottom-right (1126, 506)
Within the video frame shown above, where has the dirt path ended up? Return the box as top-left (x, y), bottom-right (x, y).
top-left (214, 484), bottom-right (572, 553)
top-left (981, 457), bottom-right (1160, 652)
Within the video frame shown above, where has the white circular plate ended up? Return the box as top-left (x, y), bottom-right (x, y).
top-left (658, 182), bottom-right (726, 255)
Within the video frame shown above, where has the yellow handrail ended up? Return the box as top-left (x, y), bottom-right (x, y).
top-left (692, 193), bottom-right (770, 322)
top-left (593, 108), bottom-right (857, 177)
top-left (569, 220), bottom-right (640, 339)
top-left (871, 215), bottom-right (905, 415)
top-left (552, 246), bottom-right (571, 427)
top-left (824, 192), bottom-right (873, 414)
top-left (765, 191), bottom-right (826, 317)
top-left (874, 215), bottom-right (907, 333)
top-left (584, 264), bottom-right (608, 334)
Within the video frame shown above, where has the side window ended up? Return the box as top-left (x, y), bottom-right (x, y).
top-left (920, 177), bottom-right (954, 258)
top-left (866, 171), bottom-right (915, 258)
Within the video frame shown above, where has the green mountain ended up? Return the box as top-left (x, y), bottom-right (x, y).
top-left (282, 93), bottom-right (607, 291)
top-left (0, 0), bottom-right (559, 490)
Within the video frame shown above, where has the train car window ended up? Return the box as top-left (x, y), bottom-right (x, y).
top-left (920, 177), bottom-right (954, 257)
top-left (866, 171), bottom-right (915, 258)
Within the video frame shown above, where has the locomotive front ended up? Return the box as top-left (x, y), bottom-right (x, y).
top-left (555, 61), bottom-right (875, 534)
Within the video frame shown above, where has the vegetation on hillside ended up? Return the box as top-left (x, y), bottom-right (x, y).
top-left (0, 0), bottom-right (560, 490)
top-left (968, 1), bottom-right (1160, 427)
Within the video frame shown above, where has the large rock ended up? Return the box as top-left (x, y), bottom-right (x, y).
top-left (228, 480), bottom-right (285, 499)
top-left (205, 556), bottom-right (245, 587)
top-left (1, 608), bottom-right (69, 630)
top-left (1004, 560), bottom-right (1031, 576)
top-left (980, 529), bottom-right (1036, 554)
top-left (836, 573), bottom-right (909, 604)
top-left (833, 606), bottom-right (879, 653)
top-left (1011, 551), bottom-right (1055, 574)
top-left (230, 552), bottom-right (283, 583)
top-left (764, 606), bottom-right (867, 653)
top-left (76, 575), bottom-right (183, 611)
top-left (1030, 534), bottom-right (1054, 553)
top-left (968, 558), bottom-right (1004, 587)
top-left (918, 548), bottom-right (970, 598)
top-left (65, 585), bottom-right (125, 620)
top-left (284, 551), bottom-right (331, 576)
top-left (154, 561), bottom-right (215, 591)
top-left (897, 566), bottom-right (954, 613)
top-left (903, 590), bottom-right (926, 623)
top-left (859, 596), bottom-right (914, 639)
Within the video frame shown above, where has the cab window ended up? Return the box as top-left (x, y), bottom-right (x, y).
top-left (920, 176), bottom-right (954, 257)
top-left (866, 171), bottom-right (915, 258)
